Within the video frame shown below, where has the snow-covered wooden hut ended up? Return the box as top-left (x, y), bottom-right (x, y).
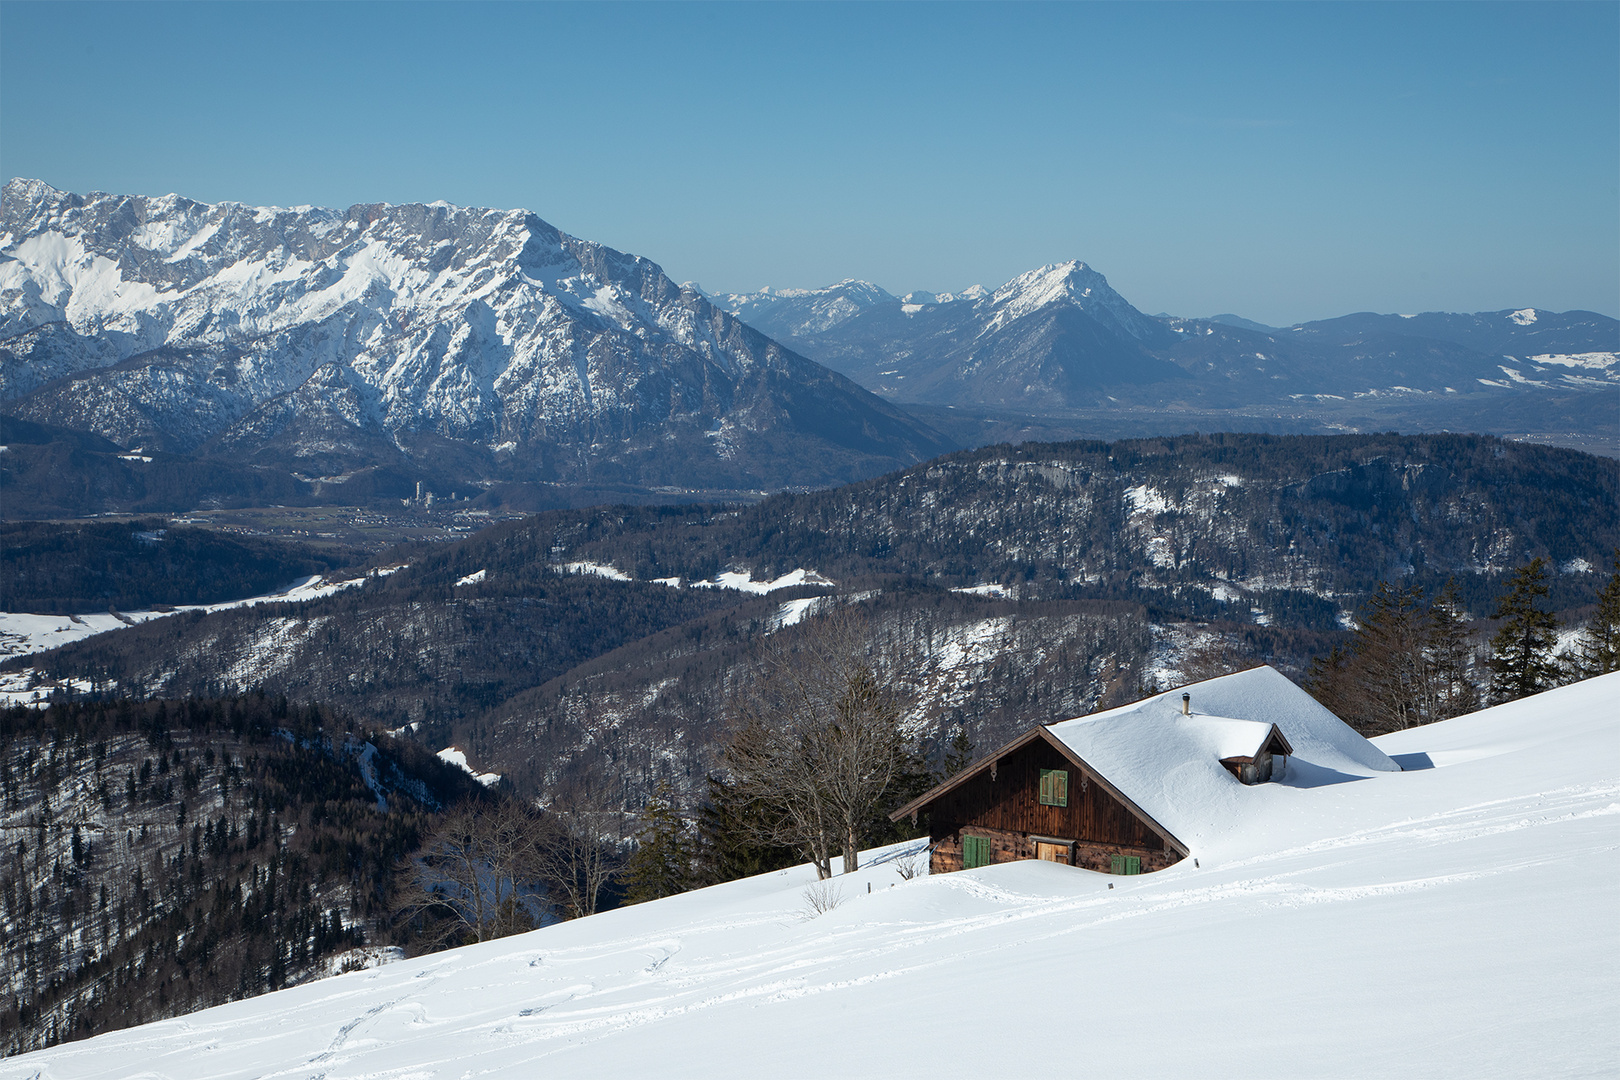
top-left (892, 665), bottom-right (1399, 875)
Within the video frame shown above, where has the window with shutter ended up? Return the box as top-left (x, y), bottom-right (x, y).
top-left (1125, 855), bottom-right (1141, 875)
top-left (1110, 854), bottom-right (1125, 875)
top-left (963, 834), bottom-right (991, 869)
top-left (1038, 769), bottom-right (1069, 807)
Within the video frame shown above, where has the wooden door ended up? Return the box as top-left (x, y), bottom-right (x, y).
top-left (1035, 842), bottom-right (1069, 864)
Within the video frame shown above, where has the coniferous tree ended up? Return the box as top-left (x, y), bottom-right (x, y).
top-left (942, 729), bottom-right (975, 778)
top-left (1569, 550), bottom-right (1620, 679)
top-left (691, 775), bottom-right (797, 886)
top-left (1424, 580), bottom-right (1479, 719)
top-left (621, 783), bottom-right (692, 905)
top-left (1488, 558), bottom-right (1561, 703)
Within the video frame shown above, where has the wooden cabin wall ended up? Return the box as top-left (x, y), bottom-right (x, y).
top-left (925, 737), bottom-right (1173, 868)
top-left (931, 829), bottom-right (1177, 875)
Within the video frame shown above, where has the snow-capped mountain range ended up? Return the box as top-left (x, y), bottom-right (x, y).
top-left (0, 180), bottom-right (948, 498)
top-left (710, 263), bottom-right (1620, 427)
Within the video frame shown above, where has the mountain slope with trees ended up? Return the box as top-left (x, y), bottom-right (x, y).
top-left (9, 433), bottom-right (1614, 817)
top-left (0, 695), bottom-right (492, 1055)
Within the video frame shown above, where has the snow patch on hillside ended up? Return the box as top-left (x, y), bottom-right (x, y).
top-left (0, 567), bottom-right (399, 661)
top-left (1124, 484), bottom-right (1170, 515)
top-left (559, 561), bottom-right (632, 581)
top-left (1529, 351), bottom-right (1618, 371)
top-left (772, 596), bottom-right (827, 630)
top-left (437, 747), bottom-right (502, 787)
top-left (693, 569), bottom-right (835, 594)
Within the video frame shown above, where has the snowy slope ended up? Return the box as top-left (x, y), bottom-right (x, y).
top-left (6, 674), bottom-right (1615, 1078)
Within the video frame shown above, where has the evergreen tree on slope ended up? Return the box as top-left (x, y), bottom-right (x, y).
top-left (1488, 558), bottom-right (1561, 703)
top-left (621, 782), bottom-right (693, 905)
top-left (1569, 549), bottom-right (1620, 679)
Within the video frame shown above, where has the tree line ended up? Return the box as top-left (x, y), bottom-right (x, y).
top-left (1309, 552), bottom-right (1620, 734)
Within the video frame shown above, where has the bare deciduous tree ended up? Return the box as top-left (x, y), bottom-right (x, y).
top-left (394, 801), bottom-right (544, 949)
top-left (723, 608), bottom-right (915, 878)
top-left (1308, 580), bottom-right (1479, 734)
top-left (531, 776), bottom-right (627, 920)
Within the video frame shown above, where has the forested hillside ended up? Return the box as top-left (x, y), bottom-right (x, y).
top-left (8, 433), bottom-right (1615, 815)
top-left (1, 521), bottom-right (360, 613)
top-left (0, 695), bottom-right (488, 1055)
top-left (516, 432), bottom-right (1617, 614)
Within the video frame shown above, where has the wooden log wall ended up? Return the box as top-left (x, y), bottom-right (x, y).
top-left (930, 827), bottom-right (1177, 875)
top-left (926, 736), bottom-right (1170, 853)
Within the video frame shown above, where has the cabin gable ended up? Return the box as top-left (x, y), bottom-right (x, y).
top-left (913, 731), bottom-right (1184, 875)
top-left (1219, 724), bottom-right (1295, 785)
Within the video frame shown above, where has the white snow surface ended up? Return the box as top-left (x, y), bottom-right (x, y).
top-left (557, 561), bottom-right (632, 582)
top-left (1508, 308), bottom-right (1538, 325)
top-left (691, 568), bottom-right (834, 594)
top-left (950, 583), bottom-right (1011, 598)
top-left (435, 746), bottom-right (501, 787)
top-left (772, 596), bottom-right (827, 629)
top-left (1529, 351), bottom-right (1619, 371)
top-left (6, 675), bottom-right (1618, 1079)
top-left (1045, 666), bottom-right (1397, 858)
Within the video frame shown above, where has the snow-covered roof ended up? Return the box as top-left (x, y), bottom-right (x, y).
top-left (1044, 666), bottom-right (1398, 857)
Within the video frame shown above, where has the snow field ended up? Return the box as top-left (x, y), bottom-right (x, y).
top-left (5, 676), bottom-right (1616, 1078)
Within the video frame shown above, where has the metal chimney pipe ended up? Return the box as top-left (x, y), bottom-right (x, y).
top-left (1182, 693), bottom-right (1191, 715)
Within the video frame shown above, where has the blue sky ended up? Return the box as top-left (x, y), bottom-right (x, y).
top-left (2, 1), bottom-right (1615, 324)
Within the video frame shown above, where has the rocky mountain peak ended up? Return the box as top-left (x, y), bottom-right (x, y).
top-left (979, 260), bottom-right (1163, 343)
top-left (0, 181), bottom-right (951, 499)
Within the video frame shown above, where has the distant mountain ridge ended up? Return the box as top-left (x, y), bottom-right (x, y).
top-left (716, 261), bottom-right (1188, 407)
top-left (0, 179), bottom-right (951, 504)
top-left (711, 265), bottom-right (1619, 444)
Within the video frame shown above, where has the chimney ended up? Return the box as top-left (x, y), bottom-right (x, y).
top-left (1182, 693), bottom-right (1191, 716)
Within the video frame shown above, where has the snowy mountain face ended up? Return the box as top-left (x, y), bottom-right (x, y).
top-left (0, 180), bottom-right (950, 495)
top-left (716, 261), bottom-right (1186, 408)
top-left (708, 278), bottom-right (899, 338)
top-left (715, 263), bottom-right (1620, 438)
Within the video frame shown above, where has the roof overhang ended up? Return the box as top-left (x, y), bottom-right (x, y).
top-left (890, 726), bottom-right (1190, 858)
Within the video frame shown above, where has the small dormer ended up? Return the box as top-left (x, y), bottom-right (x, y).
top-left (1220, 723), bottom-right (1294, 785)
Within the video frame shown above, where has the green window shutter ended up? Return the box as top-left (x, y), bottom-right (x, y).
top-left (1125, 856), bottom-right (1141, 875)
top-left (1039, 769), bottom-right (1069, 807)
top-left (1110, 854), bottom-right (1125, 875)
top-left (964, 835), bottom-right (991, 869)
